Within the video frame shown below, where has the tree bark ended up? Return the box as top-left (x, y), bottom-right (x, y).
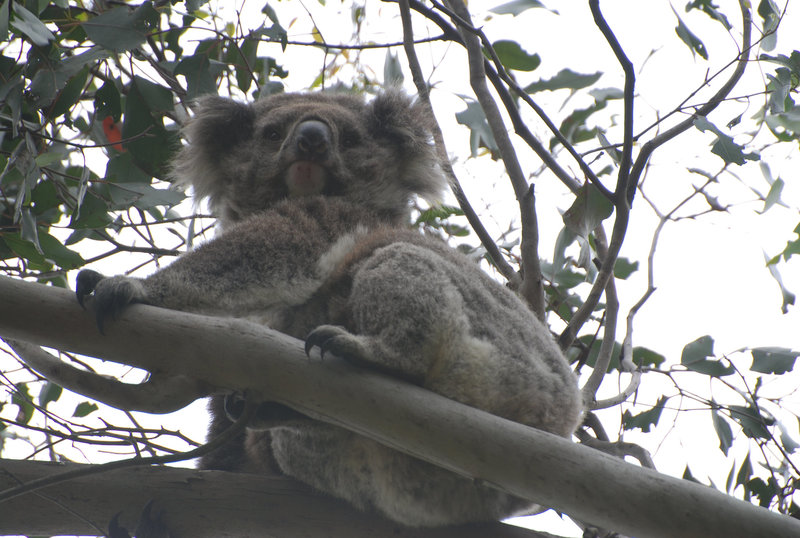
top-left (1, 276), bottom-right (799, 538)
top-left (0, 459), bottom-right (548, 537)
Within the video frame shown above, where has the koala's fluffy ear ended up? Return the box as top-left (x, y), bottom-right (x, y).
top-left (368, 92), bottom-right (448, 203)
top-left (171, 96), bottom-right (255, 197)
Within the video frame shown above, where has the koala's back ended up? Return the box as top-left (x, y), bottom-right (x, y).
top-left (223, 203), bottom-right (584, 526)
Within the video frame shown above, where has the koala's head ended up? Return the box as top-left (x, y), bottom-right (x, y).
top-left (171, 91), bottom-right (447, 228)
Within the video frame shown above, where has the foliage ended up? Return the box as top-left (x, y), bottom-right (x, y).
top-left (0, 0), bottom-right (799, 534)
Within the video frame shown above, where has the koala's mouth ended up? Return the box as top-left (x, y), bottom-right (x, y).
top-left (285, 160), bottom-right (328, 197)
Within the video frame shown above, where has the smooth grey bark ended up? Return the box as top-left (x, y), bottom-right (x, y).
top-left (1, 276), bottom-right (799, 538)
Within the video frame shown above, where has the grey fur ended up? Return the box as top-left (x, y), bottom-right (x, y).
top-left (77, 92), bottom-right (582, 527)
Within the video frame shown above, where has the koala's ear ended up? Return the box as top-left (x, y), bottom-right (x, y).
top-left (186, 96), bottom-right (255, 156)
top-left (171, 96), bottom-right (255, 199)
top-left (368, 91), bottom-right (435, 148)
top-left (368, 92), bottom-right (448, 203)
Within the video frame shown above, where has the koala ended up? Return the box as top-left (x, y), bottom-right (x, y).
top-left (76, 91), bottom-right (583, 527)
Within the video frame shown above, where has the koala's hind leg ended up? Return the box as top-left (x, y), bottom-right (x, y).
top-left (307, 242), bottom-right (484, 385)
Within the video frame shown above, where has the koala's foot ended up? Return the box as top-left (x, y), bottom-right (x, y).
top-left (75, 269), bottom-right (148, 334)
top-left (305, 325), bottom-right (420, 382)
top-left (305, 325), bottom-right (371, 364)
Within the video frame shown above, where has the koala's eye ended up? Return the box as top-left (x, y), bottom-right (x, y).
top-left (263, 126), bottom-right (282, 141)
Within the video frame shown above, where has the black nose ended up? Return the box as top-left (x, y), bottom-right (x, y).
top-left (294, 120), bottom-right (331, 160)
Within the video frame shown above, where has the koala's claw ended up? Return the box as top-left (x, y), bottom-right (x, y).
top-left (76, 269), bottom-right (105, 308)
top-left (75, 270), bottom-right (145, 334)
top-left (305, 325), bottom-right (363, 362)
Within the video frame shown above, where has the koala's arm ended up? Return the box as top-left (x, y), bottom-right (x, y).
top-left (76, 213), bottom-right (324, 333)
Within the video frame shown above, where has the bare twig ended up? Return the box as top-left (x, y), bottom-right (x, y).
top-left (628, 0), bottom-right (753, 196)
top-left (441, 0), bottom-right (545, 318)
top-left (560, 0), bottom-right (752, 351)
top-left (7, 340), bottom-right (209, 414)
top-left (0, 399), bottom-right (256, 503)
top-left (396, 0), bottom-right (519, 285)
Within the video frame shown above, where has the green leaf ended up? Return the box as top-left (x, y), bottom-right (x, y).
top-left (122, 77), bottom-right (179, 177)
top-left (94, 79), bottom-right (122, 120)
top-left (764, 251), bottom-right (796, 313)
top-left (12, 383), bottom-right (35, 424)
top-left (175, 53), bottom-right (222, 100)
top-left (0, 0), bottom-right (9, 41)
top-left (81, 4), bottom-right (154, 52)
top-left (779, 422), bottom-right (799, 453)
top-left (681, 335), bottom-right (735, 376)
top-left (491, 40), bottom-right (540, 72)
top-left (229, 37), bottom-right (258, 92)
top-left (524, 69), bottom-right (601, 93)
top-left (682, 466), bottom-right (702, 484)
top-left (765, 108), bottom-right (800, 138)
top-left (747, 476), bottom-right (778, 507)
top-left (711, 404), bottom-right (733, 455)
top-left (694, 116), bottom-right (760, 166)
top-left (490, 0), bottom-right (548, 15)
top-left (760, 51), bottom-right (800, 78)
top-left (562, 183), bottom-right (614, 239)
top-left (736, 454), bottom-right (753, 493)
top-left (750, 347), bottom-right (798, 374)
top-left (685, 0), bottom-right (732, 29)
top-left (28, 46), bottom-right (110, 109)
top-left (73, 401), bottom-right (99, 418)
top-left (108, 183), bottom-right (185, 210)
top-left (758, 0), bottom-right (780, 51)
top-left (622, 396), bottom-right (668, 432)
top-left (38, 381), bottom-right (63, 408)
top-left (766, 68), bottom-right (792, 114)
top-left (673, 8), bottom-right (708, 60)
top-left (11, 3), bottom-right (55, 46)
top-left (613, 257), bottom-right (639, 279)
top-left (37, 231), bottom-right (86, 269)
top-left (633, 347), bottom-right (666, 368)
top-left (762, 178), bottom-right (784, 213)
top-left (730, 404), bottom-right (772, 439)
top-left (455, 99), bottom-right (499, 158)
top-left (383, 50), bottom-right (404, 87)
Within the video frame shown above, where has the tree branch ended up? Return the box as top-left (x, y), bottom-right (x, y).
top-left (396, 0), bottom-right (520, 286)
top-left (0, 459), bottom-right (546, 538)
top-left (7, 340), bottom-right (208, 414)
top-left (1, 277), bottom-right (799, 538)
top-left (441, 0), bottom-right (545, 319)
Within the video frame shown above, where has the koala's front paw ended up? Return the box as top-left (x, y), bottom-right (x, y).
top-left (75, 269), bottom-right (148, 334)
top-left (75, 269), bottom-right (106, 307)
top-left (304, 325), bottom-right (372, 368)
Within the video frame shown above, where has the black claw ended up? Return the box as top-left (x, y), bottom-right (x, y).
top-left (76, 269), bottom-right (105, 308)
top-left (304, 329), bottom-right (335, 360)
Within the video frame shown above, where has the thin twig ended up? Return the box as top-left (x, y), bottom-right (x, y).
top-left (396, 0), bottom-right (519, 285)
top-left (0, 400), bottom-right (255, 504)
top-left (442, 0), bottom-right (545, 318)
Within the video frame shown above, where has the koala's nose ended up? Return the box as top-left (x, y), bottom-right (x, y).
top-left (294, 120), bottom-right (331, 160)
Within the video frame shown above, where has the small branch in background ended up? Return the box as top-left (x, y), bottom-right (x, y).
top-left (7, 340), bottom-right (209, 414)
top-left (441, 0), bottom-right (544, 318)
top-left (579, 227), bottom-right (618, 402)
top-left (629, 0), bottom-right (752, 192)
top-left (577, 429), bottom-right (655, 469)
top-left (588, 0), bottom-right (635, 203)
top-left (0, 398), bottom-right (256, 504)
top-left (397, 0), bottom-right (519, 286)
